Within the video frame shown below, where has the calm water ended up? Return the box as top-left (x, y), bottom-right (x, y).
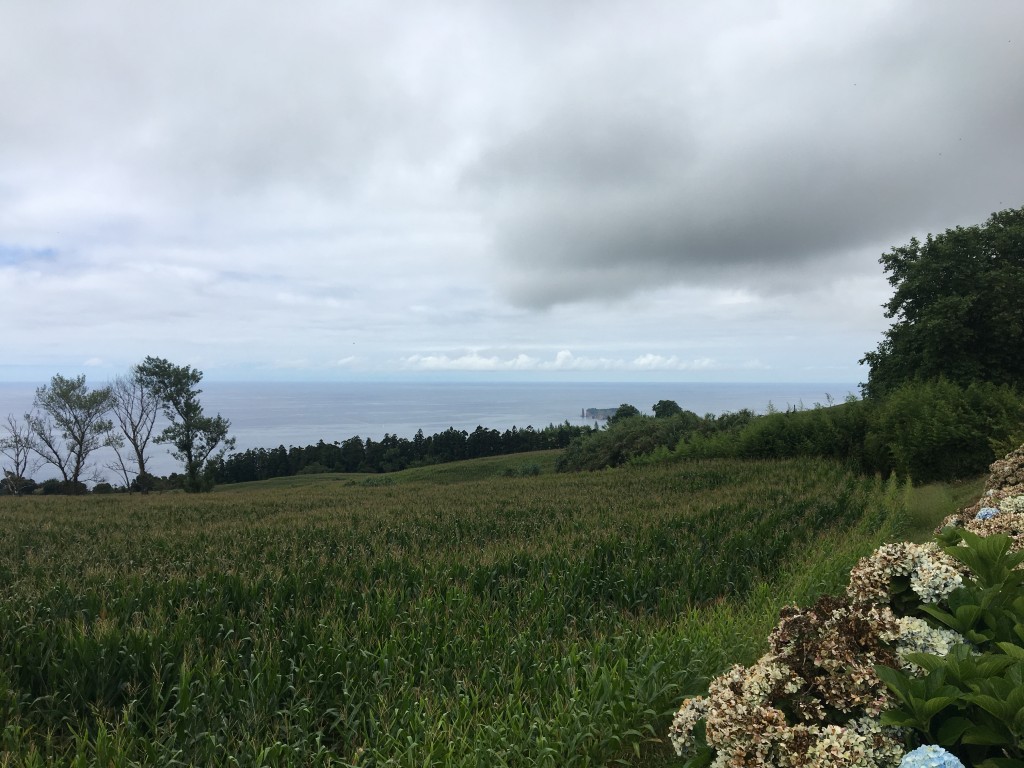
top-left (0, 380), bottom-right (858, 481)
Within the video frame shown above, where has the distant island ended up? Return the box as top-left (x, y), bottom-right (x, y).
top-left (582, 407), bottom-right (618, 420)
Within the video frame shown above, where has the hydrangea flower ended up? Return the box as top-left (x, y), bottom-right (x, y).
top-left (976, 507), bottom-right (1000, 521)
top-left (999, 494), bottom-right (1024, 514)
top-left (847, 542), bottom-right (963, 605)
top-left (880, 616), bottom-right (967, 674)
top-left (898, 744), bottom-right (965, 767)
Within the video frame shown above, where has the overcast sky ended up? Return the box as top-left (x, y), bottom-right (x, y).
top-left (1, 2), bottom-right (1020, 384)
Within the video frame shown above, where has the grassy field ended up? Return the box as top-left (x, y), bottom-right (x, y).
top-left (0, 455), bottom-right (923, 766)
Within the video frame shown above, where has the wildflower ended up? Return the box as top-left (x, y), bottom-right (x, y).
top-left (898, 744), bottom-right (965, 767)
top-left (975, 507), bottom-right (999, 521)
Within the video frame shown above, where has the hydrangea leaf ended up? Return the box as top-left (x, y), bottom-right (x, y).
top-left (935, 715), bottom-right (975, 746)
top-left (961, 722), bottom-right (1014, 746)
top-left (995, 638), bottom-right (1024, 659)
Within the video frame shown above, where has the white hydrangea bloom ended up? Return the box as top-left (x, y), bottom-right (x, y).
top-left (999, 494), bottom-right (1024, 515)
top-left (669, 696), bottom-right (709, 758)
top-left (881, 616), bottom-right (966, 673)
top-left (848, 542), bottom-right (964, 605)
top-left (908, 549), bottom-right (963, 604)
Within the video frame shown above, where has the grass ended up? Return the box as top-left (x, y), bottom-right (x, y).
top-left (0, 456), bottom-right (912, 767)
top-left (904, 474), bottom-right (987, 542)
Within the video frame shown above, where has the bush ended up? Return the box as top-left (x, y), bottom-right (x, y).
top-left (865, 379), bottom-right (1024, 483)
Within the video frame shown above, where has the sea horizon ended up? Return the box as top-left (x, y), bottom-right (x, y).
top-left (0, 379), bottom-right (860, 482)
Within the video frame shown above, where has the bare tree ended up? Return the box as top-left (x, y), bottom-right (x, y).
top-left (0, 413), bottom-right (39, 495)
top-left (107, 370), bottom-right (159, 491)
top-left (28, 374), bottom-right (115, 491)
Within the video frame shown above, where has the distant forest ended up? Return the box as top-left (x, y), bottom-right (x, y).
top-left (211, 422), bottom-right (592, 484)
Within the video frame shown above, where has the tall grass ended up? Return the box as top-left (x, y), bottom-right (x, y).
top-left (0, 457), bottom-right (906, 766)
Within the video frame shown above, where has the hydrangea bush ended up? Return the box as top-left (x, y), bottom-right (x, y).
top-left (669, 447), bottom-right (1024, 768)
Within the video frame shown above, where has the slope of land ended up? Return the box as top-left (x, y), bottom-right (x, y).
top-left (0, 454), bottom-right (958, 767)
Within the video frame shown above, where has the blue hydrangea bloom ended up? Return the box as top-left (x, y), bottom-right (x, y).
top-left (899, 745), bottom-right (966, 768)
top-left (976, 507), bottom-right (1000, 521)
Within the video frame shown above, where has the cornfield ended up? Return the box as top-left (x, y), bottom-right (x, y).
top-left (0, 456), bottom-right (904, 766)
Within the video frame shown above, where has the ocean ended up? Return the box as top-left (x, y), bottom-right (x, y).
top-left (0, 380), bottom-right (859, 481)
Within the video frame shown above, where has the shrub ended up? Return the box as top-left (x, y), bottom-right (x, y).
top-left (865, 379), bottom-right (1024, 483)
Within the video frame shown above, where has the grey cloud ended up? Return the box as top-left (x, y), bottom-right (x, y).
top-left (468, 2), bottom-right (1024, 307)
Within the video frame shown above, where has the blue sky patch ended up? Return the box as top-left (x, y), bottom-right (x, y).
top-left (0, 245), bottom-right (58, 266)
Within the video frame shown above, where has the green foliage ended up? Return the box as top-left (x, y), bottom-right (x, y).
top-left (558, 410), bottom-right (750, 472)
top-left (27, 373), bottom-right (115, 488)
top-left (653, 400), bottom-right (685, 419)
top-left (862, 205), bottom-right (1024, 397)
top-left (501, 462), bottom-right (541, 477)
top-left (607, 403), bottom-right (642, 425)
top-left (905, 477), bottom-right (987, 543)
top-left (866, 379), bottom-right (1024, 483)
top-left (0, 458), bottom-right (899, 766)
top-left (579, 380), bottom-right (1023, 485)
top-left (136, 356), bottom-right (235, 493)
top-left (876, 529), bottom-right (1024, 767)
top-left (215, 423), bottom-right (589, 483)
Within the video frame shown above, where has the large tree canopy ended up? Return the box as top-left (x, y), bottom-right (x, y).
top-left (861, 206), bottom-right (1024, 397)
top-left (136, 356), bottom-right (234, 492)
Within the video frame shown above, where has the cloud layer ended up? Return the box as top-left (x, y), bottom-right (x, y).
top-left (1, 2), bottom-right (1020, 382)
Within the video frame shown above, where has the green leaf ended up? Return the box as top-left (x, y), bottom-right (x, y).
top-left (961, 722), bottom-right (1013, 746)
top-left (997, 642), bottom-right (1024, 660)
top-left (964, 693), bottom-right (1011, 720)
top-left (880, 710), bottom-right (920, 728)
top-left (975, 759), bottom-right (1024, 768)
top-left (874, 665), bottom-right (913, 702)
top-left (920, 695), bottom-right (959, 720)
top-left (903, 652), bottom-right (947, 673)
top-left (955, 603), bottom-right (985, 627)
top-left (935, 716), bottom-right (975, 746)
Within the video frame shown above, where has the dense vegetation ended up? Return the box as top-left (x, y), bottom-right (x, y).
top-left (559, 379), bottom-right (1024, 484)
top-left (0, 454), bottom-right (906, 766)
top-left (211, 421), bottom-right (591, 484)
top-left (861, 206), bottom-right (1024, 398)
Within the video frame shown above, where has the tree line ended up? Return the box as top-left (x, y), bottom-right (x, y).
top-left (212, 422), bottom-right (591, 484)
top-left (0, 357), bottom-right (234, 494)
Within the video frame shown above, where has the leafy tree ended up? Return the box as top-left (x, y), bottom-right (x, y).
top-left (606, 403), bottom-right (642, 425)
top-left (136, 356), bottom-right (235, 492)
top-left (0, 414), bottom-right (39, 495)
top-left (861, 206), bottom-right (1024, 397)
top-left (652, 399), bottom-right (684, 419)
top-left (27, 374), bottom-right (115, 490)
top-left (107, 368), bottom-right (160, 492)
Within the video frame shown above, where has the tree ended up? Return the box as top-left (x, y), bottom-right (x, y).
top-left (861, 206), bottom-right (1024, 397)
top-left (107, 369), bottom-right (160, 492)
top-left (136, 356), bottom-right (235, 492)
top-left (0, 414), bottom-right (39, 495)
top-left (27, 374), bottom-right (115, 491)
top-left (606, 403), bottom-right (642, 425)
top-left (652, 399), bottom-right (684, 419)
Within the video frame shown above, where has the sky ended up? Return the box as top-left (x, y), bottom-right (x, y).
top-left (1, 1), bottom-right (1021, 384)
